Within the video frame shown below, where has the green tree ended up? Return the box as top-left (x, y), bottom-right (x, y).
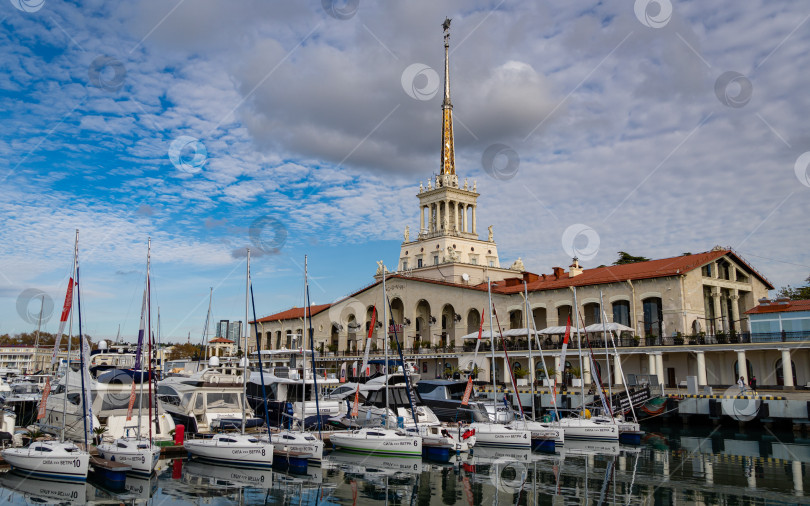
top-left (613, 251), bottom-right (651, 265)
top-left (776, 275), bottom-right (810, 300)
top-left (166, 343), bottom-right (205, 361)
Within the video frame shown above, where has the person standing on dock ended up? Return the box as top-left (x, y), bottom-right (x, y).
top-left (749, 375), bottom-right (757, 392)
top-left (738, 376), bottom-right (746, 395)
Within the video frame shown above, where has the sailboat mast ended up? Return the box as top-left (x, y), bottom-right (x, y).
top-left (383, 267), bottom-right (389, 428)
top-left (203, 287), bottom-right (213, 362)
top-left (524, 281), bottom-right (535, 421)
top-left (572, 287), bottom-right (586, 408)
top-left (302, 255), bottom-right (307, 425)
top-left (60, 229), bottom-right (78, 443)
top-left (487, 278), bottom-right (497, 396)
top-left (146, 237), bottom-right (154, 442)
top-left (242, 249), bottom-right (250, 435)
top-left (600, 290), bottom-right (613, 413)
top-left (33, 295), bottom-right (44, 374)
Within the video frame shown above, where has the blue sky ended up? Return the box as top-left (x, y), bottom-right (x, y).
top-left (1, 0), bottom-right (808, 342)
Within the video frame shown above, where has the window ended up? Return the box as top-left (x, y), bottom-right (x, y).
top-left (642, 298), bottom-right (663, 337)
top-left (402, 260), bottom-right (408, 270)
top-left (417, 258), bottom-right (423, 268)
top-left (612, 301), bottom-right (630, 327)
top-left (470, 256), bottom-right (477, 265)
top-left (193, 394), bottom-right (204, 412)
top-left (489, 260), bottom-right (494, 267)
top-left (434, 256), bottom-right (439, 265)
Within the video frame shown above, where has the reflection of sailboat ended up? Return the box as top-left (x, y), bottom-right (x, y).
top-left (0, 470), bottom-right (88, 504)
top-left (558, 439), bottom-right (620, 457)
top-left (124, 473), bottom-right (158, 500)
top-left (326, 450), bottom-right (423, 477)
top-left (183, 460), bottom-right (274, 489)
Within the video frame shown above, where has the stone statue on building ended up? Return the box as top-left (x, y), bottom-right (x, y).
top-left (445, 246), bottom-right (460, 262)
top-left (473, 180), bottom-right (477, 192)
top-left (375, 260), bottom-right (387, 275)
top-left (510, 257), bottom-right (525, 272)
top-left (464, 178), bottom-right (469, 190)
top-left (404, 225), bottom-right (409, 242)
top-left (419, 182), bottom-right (423, 193)
top-left (428, 179), bottom-right (433, 190)
top-left (487, 225), bottom-right (494, 242)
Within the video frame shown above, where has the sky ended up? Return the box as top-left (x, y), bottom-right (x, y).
top-left (1, 0), bottom-right (808, 343)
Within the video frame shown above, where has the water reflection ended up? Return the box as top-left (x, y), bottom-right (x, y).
top-left (0, 427), bottom-right (806, 504)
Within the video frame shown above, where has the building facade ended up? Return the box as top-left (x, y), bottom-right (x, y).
top-left (250, 22), bottom-right (805, 390)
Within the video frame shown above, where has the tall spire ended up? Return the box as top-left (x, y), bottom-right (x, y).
top-left (440, 17), bottom-right (456, 176)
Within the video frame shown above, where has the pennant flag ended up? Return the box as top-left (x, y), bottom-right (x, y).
top-left (126, 380), bottom-right (137, 421)
top-left (37, 377), bottom-right (51, 420)
top-left (460, 376), bottom-right (474, 406)
top-left (339, 362), bottom-right (347, 383)
top-left (50, 278), bottom-right (75, 366)
top-left (359, 307), bottom-right (377, 379)
top-left (350, 390), bottom-right (359, 417)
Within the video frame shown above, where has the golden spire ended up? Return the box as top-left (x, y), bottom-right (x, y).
top-left (440, 17), bottom-right (455, 176)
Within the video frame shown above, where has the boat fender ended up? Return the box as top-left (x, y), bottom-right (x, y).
top-left (583, 408), bottom-right (591, 419)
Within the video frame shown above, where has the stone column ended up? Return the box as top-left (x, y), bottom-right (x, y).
top-left (420, 206), bottom-right (425, 233)
top-left (583, 355), bottom-right (591, 386)
top-left (711, 289), bottom-right (722, 335)
top-left (614, 354), bottom-right (624, 385)
top-left (655, 353), bottom-right (664, 387)
top-left (648, 354), bottom-right (656, 378)
top-left (705, 456), bottom-right (714, 485)
top-left (696, 351), bottom-right (707, 386)
top-left (782, 348), bottom-right (795, 388)
top-left (731, 291), bottom-right (740, 332)
top-left (461, 203), bottom-right (467, 233)
top-left (472, 206), bottom-right (477, 234)
top-left (736, 349), bottom-right (748, 385)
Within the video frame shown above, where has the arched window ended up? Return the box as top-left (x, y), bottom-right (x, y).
top-left (557, 305), bottom-right (572, 326)
top-left (612, 301), bottom-right (630, 327)
top-left (642, 298), bottom-right (663, 337)
top-left (583, 303), bottom-right (601, 326)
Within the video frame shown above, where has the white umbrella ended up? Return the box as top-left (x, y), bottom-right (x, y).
top-left (461, 330), bottom-right (498, 339)
top-left (583, 322), bottom-right (634, 333)
top-left (538, 325), bottom-right (584, 335)
top-left (501, 328), bottom-right (541, 338)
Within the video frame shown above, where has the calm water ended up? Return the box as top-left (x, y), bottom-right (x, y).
top-left (0, 426), bottom-right (807, 505)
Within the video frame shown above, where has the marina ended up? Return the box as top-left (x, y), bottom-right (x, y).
top-left (0, 426), bottom-right (806, 504)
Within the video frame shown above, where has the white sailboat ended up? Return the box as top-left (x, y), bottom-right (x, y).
top-left (555, 287), bottom-right (619, 442)
top-left (183, 248), bottom-right (274, 468)
top-left (3, 230), bottom-right (90, 481)
top-left (469, 278), bottom-right (532, 449)
top-left (330, 266), bottom-right (422, 458)
top-left (97, 238), bottom-right (161, 475)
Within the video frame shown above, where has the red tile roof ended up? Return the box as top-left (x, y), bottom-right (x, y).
top-left (494, 249), bottom-right (773, 294)
top-left (745, 299), bottom-right (810, 314)
top-left (253, 304), bottom-right (332, 324)
top-left (209, 337), bottom-right (234, 344)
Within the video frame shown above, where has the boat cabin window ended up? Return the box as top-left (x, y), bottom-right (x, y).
top-left (32, 445), bottom-right (51, 452)
top-left (117, 442), bottom-right (128, 448)
top-left (219, 438), bottom-right (237, 443)
top-left (247, 438), bottom-right (258, 443)
top-left (206, 392), bottom-right (241, 410)
top-left (67, 393), bottom-right (81, 405)
top-left (282, 435), bottom-right (295, 440)
top-left (158, 386), bottom-right (182, 406)
top-left (367, 432), bottom-right (385, 437)
top-left (102, 393), bottom-right (149, 411)
top-left (137, 444), bottom-right (149, 449)
top-left (194, 394), bottom-right (204, 412)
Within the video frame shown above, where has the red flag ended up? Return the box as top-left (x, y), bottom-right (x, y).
top-left (350, 389), bottom-right (359, 417)
top-left (460, 377), bottom-right (474, 406)
top-left (50, 278), bottom-right (75, 366)
top-left (37, 378), bottom-right (51, 420)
